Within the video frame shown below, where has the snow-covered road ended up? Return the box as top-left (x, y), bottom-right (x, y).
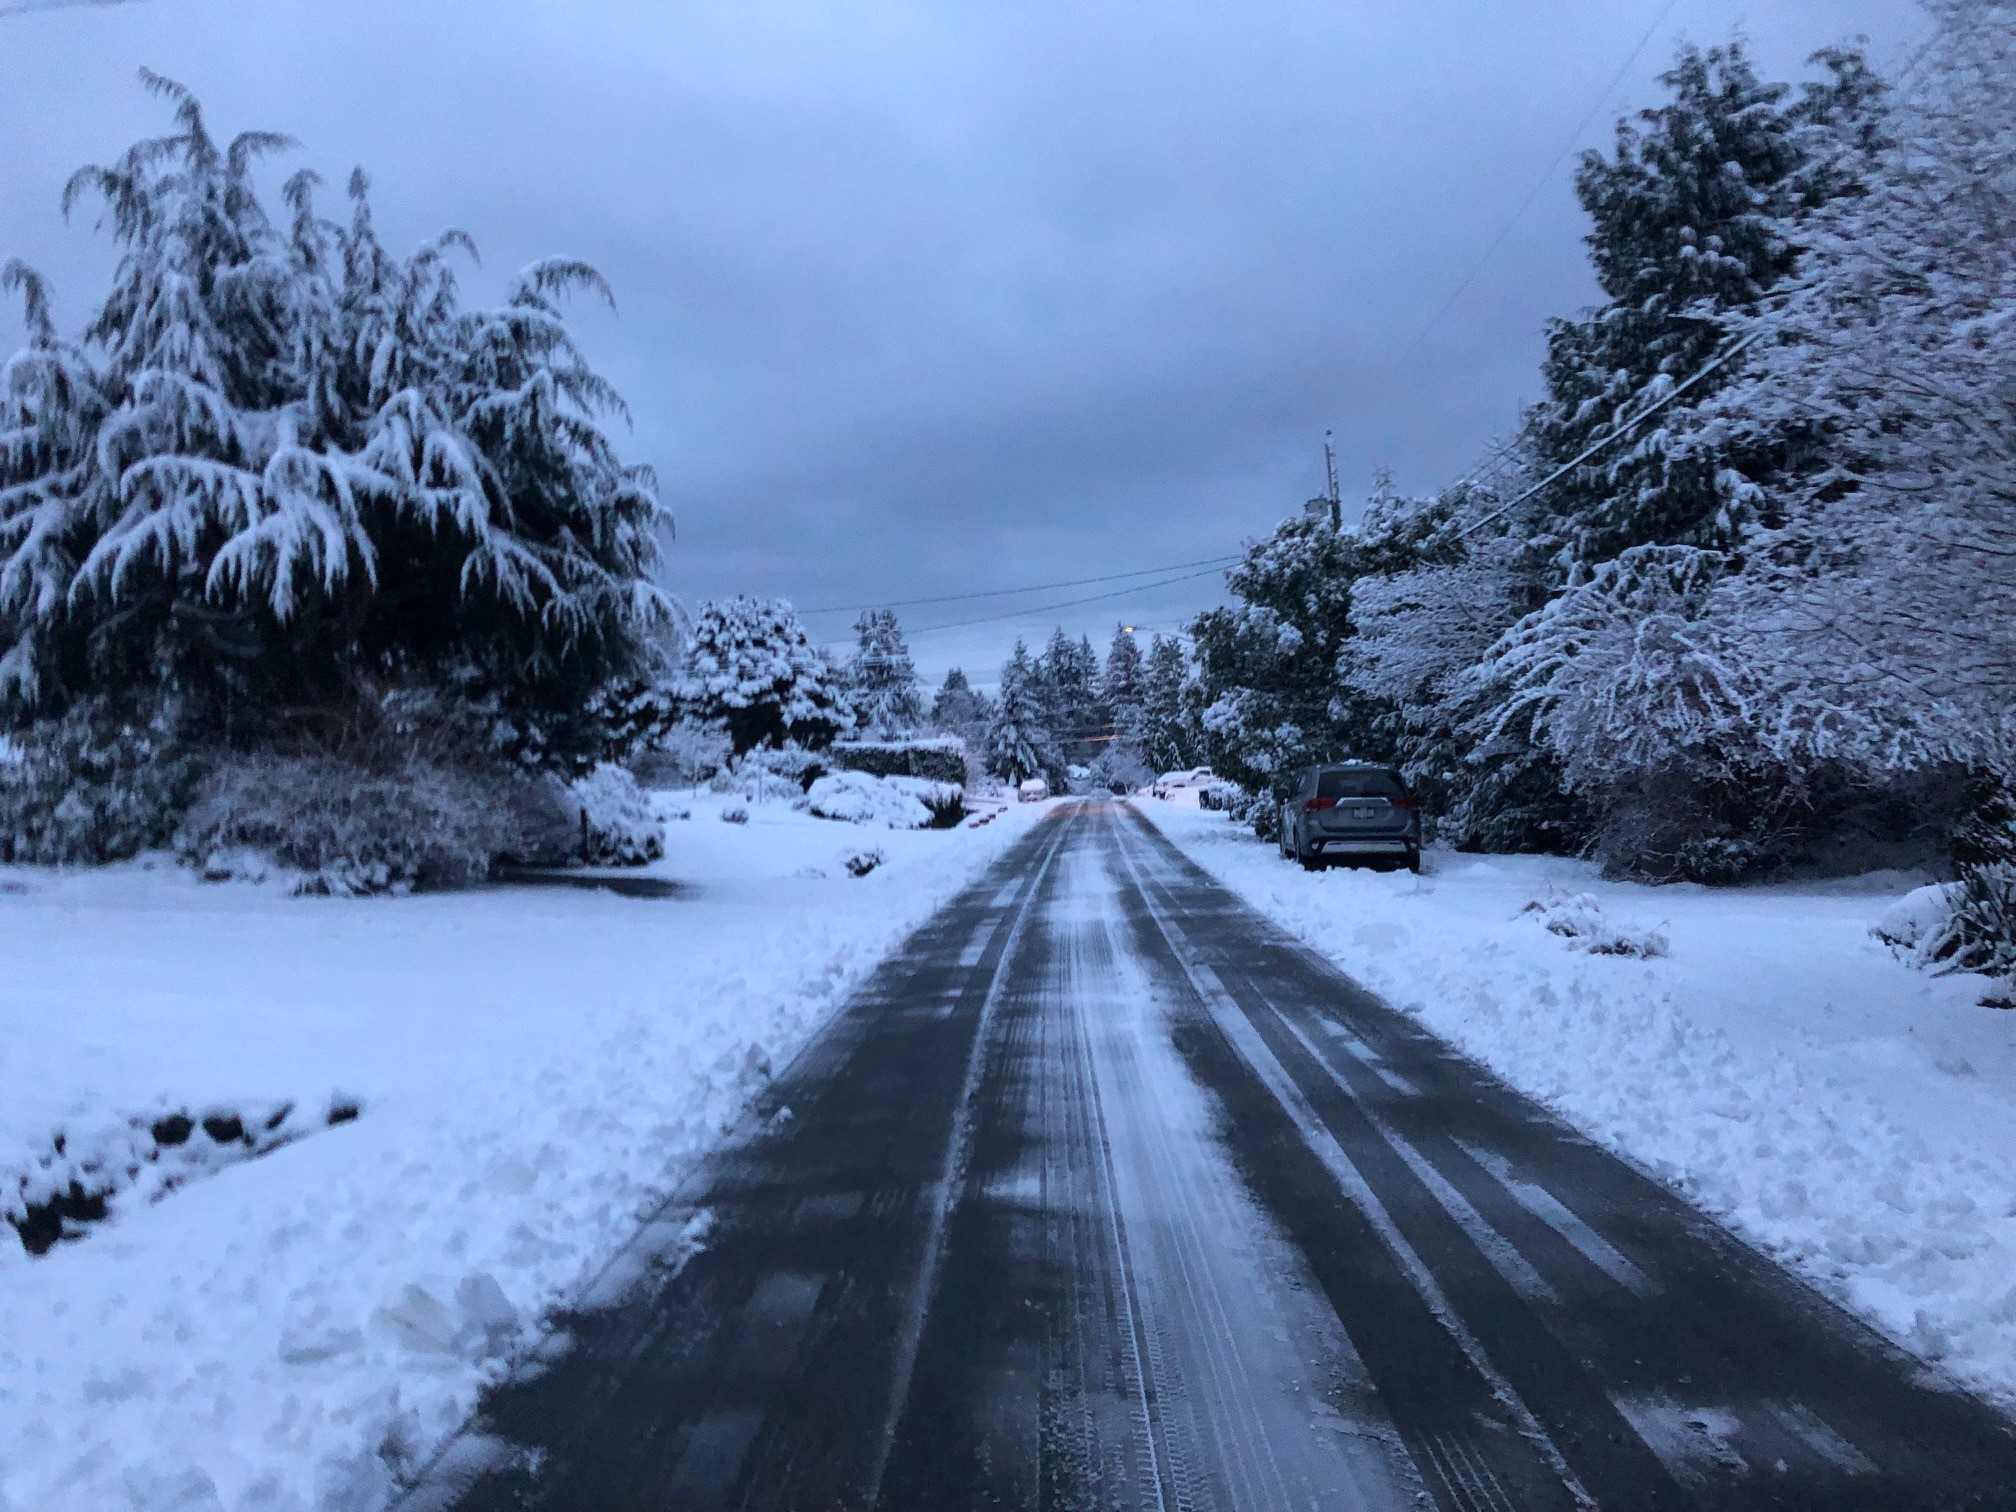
top-left (1143, 795), bottom-right (2016, 1413)
top-left (0, 793), bottom-right (1043, 1512)
top-left (414, 801), bottom-right (2016, 1511)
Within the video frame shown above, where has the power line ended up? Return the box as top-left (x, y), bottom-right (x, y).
top-left (823, 563), bottom-right (1231, 648)
top-left (0, 0), bottom-right (150, 16)
top-left (898, 564), bottom-right (1229, 638)
top-left (1392, 0), bottom-right (1686, 371)
top-left (799, 554), bottom-right (1239, 616)
top-left (1429, 13), bottom-right (1928, 522)
top-left (1455, 327), bottom-right (1767, 540)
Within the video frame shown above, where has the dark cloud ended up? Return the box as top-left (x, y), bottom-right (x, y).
top-left (0, 0), bottom-right (1920, 682)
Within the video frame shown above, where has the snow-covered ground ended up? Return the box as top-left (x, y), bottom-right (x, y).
top-left (0, 790), bottom-right (1040, 1512)
top-left (1139, 796), bottom-right (2016, 1410)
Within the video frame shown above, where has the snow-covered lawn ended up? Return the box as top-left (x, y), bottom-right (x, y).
top-left (0, 792), bottom-right (1040, 1512)
top-left (1139, 797), bottom-right (2016, 1410)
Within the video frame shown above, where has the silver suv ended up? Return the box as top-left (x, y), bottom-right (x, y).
top-left (1278, 762), bottom-right (1421, 873)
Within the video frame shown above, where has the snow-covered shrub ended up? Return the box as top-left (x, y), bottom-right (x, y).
top-left (1947, 867), bottom-right (2016, 993)
top-left (1873, 883), bottom-right (1967, 958)
top-left (1088, 742), bottom-right (1153, 795)
top-left (4, 1096), bottom-right (354, 1256)
top-left (569, 763), bottom-right (664, 866)
top-left (630, 719), bottom-right (733, 791)
top-left (0, 697), bottom-right (197, 863)
top-left (720, 802), bottom-right (749, 825)
top-left (843, 847), bottom-right (885, 878)
top-left (737, 744), bottom-right (832, 794)
top-left (1584, 764), bottom-right (1798, 885)
top-left (178, 754), bottom-right (510, 896)
top-left (1233, 788), bottom-right (1280, 841)
top-left (488, 775), bottom-right (580, 868)
top-left (1521, 893), bottom-right (1669, 959)
top-left (807, 772), bottom-right (932, 829)
top-left (886, 775), bottom-right (965, 828)
top-left (1876, 872), bottom-right (2016, 995)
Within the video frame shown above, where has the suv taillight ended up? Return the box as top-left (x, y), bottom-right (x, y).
top-left (1304, 797), bottom-right (1336, 812)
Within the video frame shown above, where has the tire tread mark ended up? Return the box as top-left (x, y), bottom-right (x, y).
top-left (867, 812), bottom-right (1078, 1502)
top-left (1105, 815), bottom-right (1589, 1512)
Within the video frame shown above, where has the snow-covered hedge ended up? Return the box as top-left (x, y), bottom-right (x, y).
top-left (828, 737), bottom-right (968, 788)
top-left (806, 772), bottom-right (963, 829)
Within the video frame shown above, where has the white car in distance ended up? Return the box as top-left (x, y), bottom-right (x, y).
top-left (1150, 766), bottom-right (1216, 800)
top-left (1017, 776), bottom-right (1052, 802)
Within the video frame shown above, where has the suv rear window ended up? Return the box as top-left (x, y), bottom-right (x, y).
top-left (1316, 768), bottom-right (1405, 800)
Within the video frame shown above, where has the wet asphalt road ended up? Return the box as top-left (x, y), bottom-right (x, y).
top-left (415, 801), bottom-right (2016, 1511)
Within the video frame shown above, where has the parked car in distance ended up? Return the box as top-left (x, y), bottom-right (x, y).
top-left (1277, 762), bottom-right (1421, 873)
top-left (1017, 776), bottom-right (1052, 802)
top-left (1150, 766), bottom-right (1216, 799)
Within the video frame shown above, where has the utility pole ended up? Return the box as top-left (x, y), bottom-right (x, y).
top-left (1323, 430), bottom-right (1341, 529)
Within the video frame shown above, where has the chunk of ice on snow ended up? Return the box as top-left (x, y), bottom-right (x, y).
top-left (372, 1285), bottom-right (458, 1354)
top-left (454, 1272), bottom-right (519, 1357)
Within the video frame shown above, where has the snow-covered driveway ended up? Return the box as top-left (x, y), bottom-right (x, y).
top-left (0, 794), bottom-right (1041, 1512)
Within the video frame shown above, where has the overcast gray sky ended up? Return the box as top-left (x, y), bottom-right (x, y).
top-left (0, 0), bottom-right (1922, 685)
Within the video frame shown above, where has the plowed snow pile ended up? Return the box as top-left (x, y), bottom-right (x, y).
top-left (0, 793), bottom-right (1037, 1512)
top-left (1141, 798), bottom-right (2016, 1409)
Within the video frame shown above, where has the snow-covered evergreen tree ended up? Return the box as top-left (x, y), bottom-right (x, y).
top-left (0, 74), bottom-right (671, 745)
top-left (674, 596), bottom-right (849, 756)
top-left (1699, 0), bottom-right (2016, 776)
top-left (1136, 632), bottom-right (1200, 774)
top-left (1526, 41), bottom-right (1884, 580)
top-left (928, 666), bottom-right (990, 747)
top-left (985, 640), bottom-right (1057, 783)
top-left (844, 608), bottom-right (923, 737)
top-left (1190, 512), bottom-right (1372, 803)
top-left (1102, 624), bottom-right (1144, 728)
top-left (1033, 627), bottom-right (1104, 763)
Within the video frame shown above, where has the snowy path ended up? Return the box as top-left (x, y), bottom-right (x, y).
top-left (416, 801), bottom-right (2016, 1511)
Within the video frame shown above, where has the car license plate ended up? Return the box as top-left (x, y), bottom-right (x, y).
top-left (1354, 806), bottom-right (1377, 818)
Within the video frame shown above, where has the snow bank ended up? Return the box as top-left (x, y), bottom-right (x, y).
top-left (0, 793), bottom-right (1040, 1512)
top-left (1141, 801), bottom-right (2016, 1408)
